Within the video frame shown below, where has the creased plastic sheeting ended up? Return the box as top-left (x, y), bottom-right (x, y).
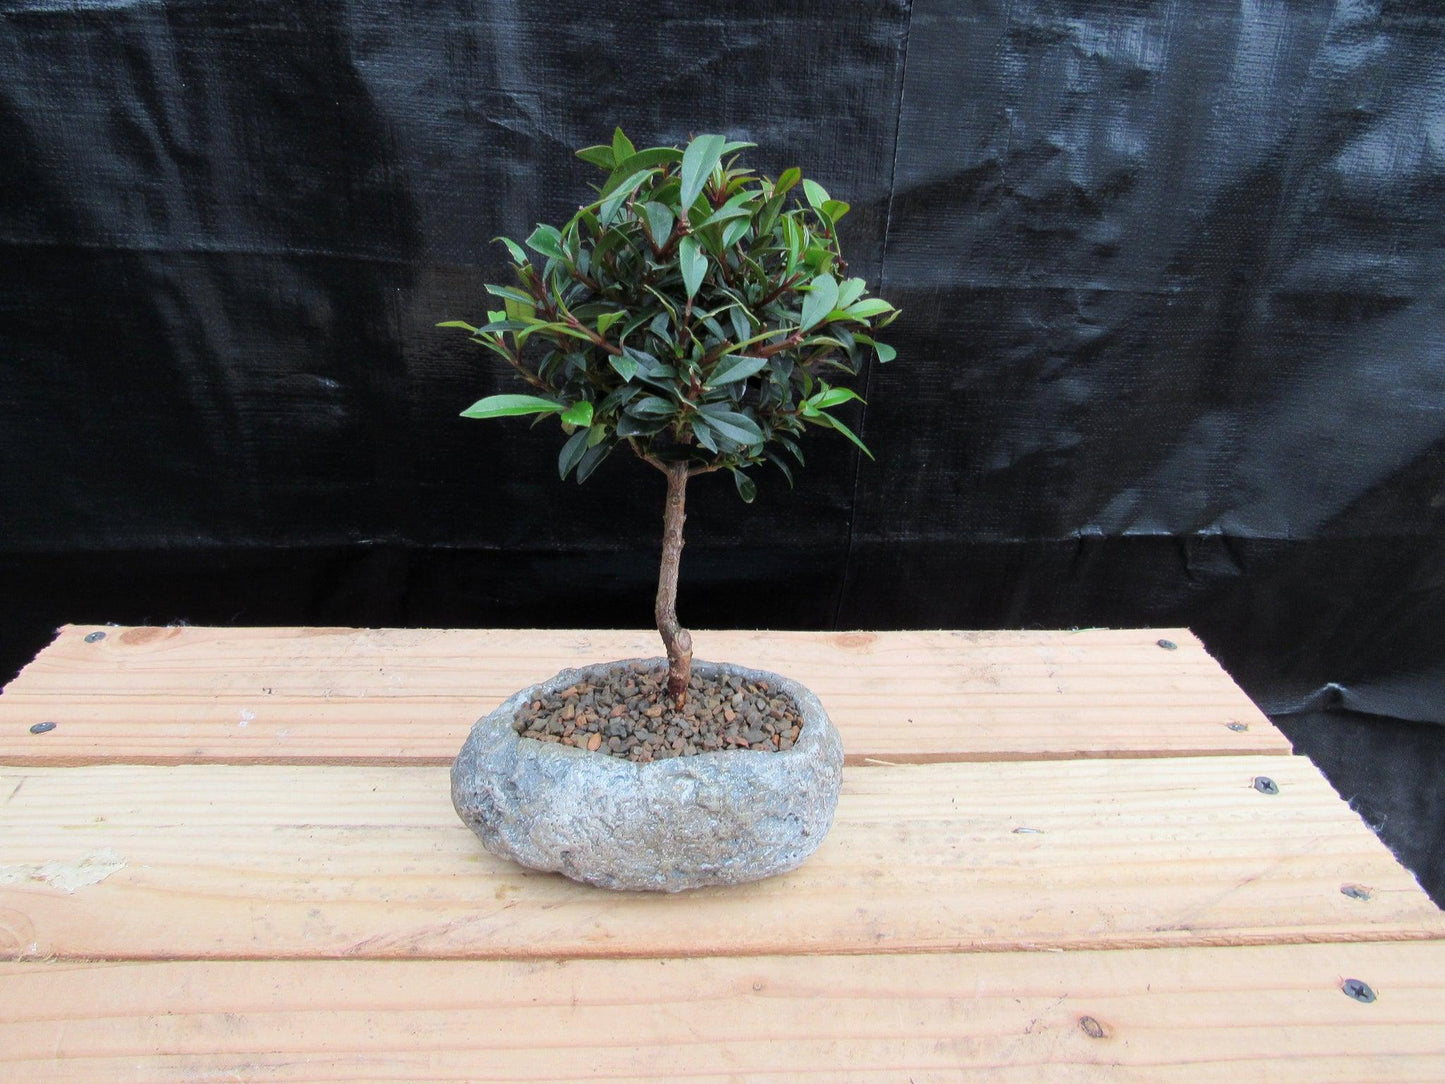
top-left (1, 0), bottom-right (1444, 897)
top-left (861, 0), bottom-right (1444, 547)
top-left (0, 0), bottom-right (908, 556)
top-left (846, 0), bottom-right (1445, 715)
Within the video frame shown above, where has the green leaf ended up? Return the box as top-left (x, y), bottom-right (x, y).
top-left (690, 416), bottom-right (720, 453)
top-left (802, 178), bottom-right (830, 209)
top-left (695, 190), bottom-right (756, 227)
top-left (608, 352), bottom-right (639, 382)
top-left (485, 284), bottom-right (535, 306)
top-left (629, 396), bottom-right (678, 418)
top-left (731, 469), bottom-right (757, 504)
top-left (436, 320), bottom-right (479, 332)
top-left (707, 355), bottom-right (769, 386)
top-left (576, 145), bottom-right (615, 170)
top-left (812, 410), bottom-right (874, 459)
top-left (525, 224), bottom-right (567, 262)
top-left (697, 406), bottom-right (763, 446)
top-left (874, 341), bottom-right (896, 363)
top-left (529, 321), bottom-right (596, 344)
top-left (807, 386), bottom-right (863, 412)
top-left (596, 311), bottom-right (625, 337)
top-left (616, 413), bottom-right (667, 438)
top-left (619, 309), bottom-right (653, 341)
top-left (836, 278), bottom-right (867, 309)
top-left (679, 133), bottom-right (727, 211)
top-left (642, 283), bottom-right (679, 322)
top-left (598, 169), bottom-right (654, 225)
top-left (460, 394), bottom-right (563, 420)
top-left (764, 450), bottom-right (795, 487)
top-left (641, 201), bottom-right (674, 246)
top-left (557, 426), bottom-right (590, 479)
top-left (679, 236), bottom-right (707, 299)
top-left (625, 345), bottom-right (672, 379)
top-left (493, 237), bottom-right (528, 265)
top-left (721, 216), bottom-right (752, 249)
top-left (474, 319), bottom-right (531, 334)
top-left (728, 304), bottom-right (752, 342)
top-left (601, 147), bottom-right (684, 195)
top-left (774, 167), bottom-right (801, 195)
top-left (802, 243), bottom-right (833, 274)
top-left (599, 382), bottom-right (642, 413)
top-left (799, 274), bottom-right (839, 332)
top-left (781, 215), bottom-right (804, 274)
top-left (698, 205), bottom-right (754, 232)
top-left (821, 198), bottom-right (850, 223)
top-left (612, 127), bottom-right (635, 163)
top-left (844, 298), bottom-right (894, 319)
top-left (561, 401), bottom-right (594, 427)
top-left (503, 296), bottom-right (535, 323)
top-left (754, 192), bottom-right (786, 239)
top-left (575, 441), bottom-right (611, 483)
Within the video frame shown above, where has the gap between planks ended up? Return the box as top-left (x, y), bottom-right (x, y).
top-left (0, 625), bottom-right (1287, 764)
top-left (2, 942), bottom-right (1443, 1083)
top-left (2, 756), bottom-right (1439, 962)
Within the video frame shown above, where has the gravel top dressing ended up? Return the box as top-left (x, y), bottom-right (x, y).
top-left (513, 661), bottom-right (803, 763)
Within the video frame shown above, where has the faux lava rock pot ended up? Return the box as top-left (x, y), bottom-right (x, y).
top-left (451, 658), bottom-right (844, 892)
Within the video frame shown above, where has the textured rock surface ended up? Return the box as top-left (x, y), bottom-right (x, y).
top-left (452, 658), bottom-right (844, 892)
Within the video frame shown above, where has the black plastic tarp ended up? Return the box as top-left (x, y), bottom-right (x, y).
top-left (2, 0), bottom-right (1442, 898)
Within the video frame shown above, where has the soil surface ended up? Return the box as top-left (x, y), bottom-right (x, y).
top-left (513, 662), bottom-right (803, 763)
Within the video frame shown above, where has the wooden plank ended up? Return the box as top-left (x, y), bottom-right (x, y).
top-left (3, 941), bottom-right (1443, 1082)
top-left (0, 625), bottom-right (1285, 764)
top-left (2, 756), bottom-right (1438, 961)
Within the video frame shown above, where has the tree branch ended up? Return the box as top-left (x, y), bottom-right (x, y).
top-left (755, 331), bottom-right (804, 358)
top-left (564, 315), bottom-right (624, 356)
top-left (655, 462), bottom-right (693, 704)
top-left (756, 271), bottom-right (805, 309)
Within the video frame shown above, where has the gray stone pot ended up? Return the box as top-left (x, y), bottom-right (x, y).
top-left (451, 657), bottom-right (844, 892)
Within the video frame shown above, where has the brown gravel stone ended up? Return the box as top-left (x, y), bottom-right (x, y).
top-left (513, 664), bottom-right (805, 764)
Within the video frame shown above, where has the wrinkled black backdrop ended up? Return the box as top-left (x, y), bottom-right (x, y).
top-left (2, 0), bottom-right (1443, 899)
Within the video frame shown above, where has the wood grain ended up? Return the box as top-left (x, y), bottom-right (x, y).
top-left (2, 756), bottom-right (1438, 961)
top-left (0, 625), bottom-right (1285, 764)
top-left (3, 941), bottom-right (1442, 1082)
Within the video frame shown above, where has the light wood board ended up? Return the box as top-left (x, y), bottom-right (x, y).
top-left (3, 941), bottom-right (1442, 1082)
top-left (0, 625), bottom-right (1285, 764)
top-left (3, 756), bottom-right (1438, 961)
top-left (2, 625), bottom-right (1436, 1079)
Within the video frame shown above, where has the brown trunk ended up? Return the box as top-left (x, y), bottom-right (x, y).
top-left (656, 460), bottom-right (693, 704)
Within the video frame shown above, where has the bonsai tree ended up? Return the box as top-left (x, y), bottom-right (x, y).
top-left (442, 129), bottom-right (898, 706)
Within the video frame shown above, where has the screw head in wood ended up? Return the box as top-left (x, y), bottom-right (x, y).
top-left (84, 630), bottom-right (106, 643)
top-left (1340, 884), bottom-right (1372, 901)
top-left (1342, 979), bottom-right (1376, 1003)
top-left (1226, 721), bottom-right (1249, 732)
top-left (1156, 639), bottom-right (1177, 650)
top-left (29, 721), bottom-right (57, 734)
top-left (1253, 776), bottom-right (1279, 795)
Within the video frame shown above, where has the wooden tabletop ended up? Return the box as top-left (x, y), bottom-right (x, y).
top-left (1, 625), bottom-right (1441, 1081)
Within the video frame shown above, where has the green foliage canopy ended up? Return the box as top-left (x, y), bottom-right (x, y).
top-left (443, 129), bottom-right (899, 502)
